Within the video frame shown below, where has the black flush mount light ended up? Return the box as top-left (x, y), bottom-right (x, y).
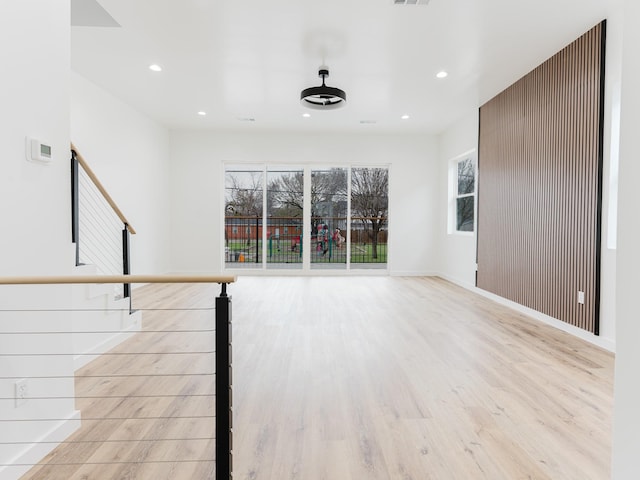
top-left (300, 68), bottom-right (346, 110)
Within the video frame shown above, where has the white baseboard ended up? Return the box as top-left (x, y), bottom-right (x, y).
top-left (438, 273), bottom-right (615, 353)
top-left (390, 271), bottom-right (438, 277)
top-left (436, 273), bottom-right (476, 291)
top-left (0, 410), bottom-right (81, 480)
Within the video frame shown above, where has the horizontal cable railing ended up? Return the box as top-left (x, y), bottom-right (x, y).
top-left (78, 169), bottom-right (124, 279)
top-left (71, 144), bottom-right (136, 299)
top-left (70, 145), bottom-right (136, 236)
top-left (0, 274), bottom-right (235, 285)
top-left (0, 275), bottom-right (234, 480)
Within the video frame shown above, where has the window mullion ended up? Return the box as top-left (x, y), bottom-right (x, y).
top-left (302, 165), bottom-right (312, 269)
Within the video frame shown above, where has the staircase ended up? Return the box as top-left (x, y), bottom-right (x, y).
top-left (70, 144), bottom-right (141, 370)
top-left (70, 263), bottom-right (141, 371)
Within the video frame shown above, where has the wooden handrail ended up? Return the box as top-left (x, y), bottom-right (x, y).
top-left (0, 274), bottom-right (236, 285)
top-left (70, 143), bottom-right (136, 234)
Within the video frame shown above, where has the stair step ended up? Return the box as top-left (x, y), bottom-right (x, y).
top-left (72, 265), bottom-right (123, 300)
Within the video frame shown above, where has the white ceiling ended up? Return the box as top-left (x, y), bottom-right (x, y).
top-left (70, 0), bottom-right (618, 134)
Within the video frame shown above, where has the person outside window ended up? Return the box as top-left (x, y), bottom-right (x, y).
top-left (333, 228), bottom-right (344, 248)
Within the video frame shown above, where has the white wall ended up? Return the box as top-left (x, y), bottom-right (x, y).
top-left (70, 72), bottom-right (172, 276)
top-left (0, 2), bottom-right (72, 276)
top-left (169, 131), bottom-right (439, 275)
top-left (595, 8), bottom-right (625, 347)
top-left (0, 2), bottom-right (79, 479)
top-left (612, 0), bottom-right (640, 477)
top-left (436, 110), bottom-right (479, 289)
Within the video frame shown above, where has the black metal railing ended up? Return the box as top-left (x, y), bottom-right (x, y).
top-left (71, 145), bottom-right (136, 299)
top-left (216, 282), bottom-right (232, 478)
top-left (0, 275), bottom-right (234, 480)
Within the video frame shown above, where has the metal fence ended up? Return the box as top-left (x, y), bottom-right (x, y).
top-left (224, 215), bottom-right (388, 267)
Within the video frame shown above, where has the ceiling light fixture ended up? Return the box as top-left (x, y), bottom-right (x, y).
top-left (149, 64), bottom-right (162, 72)
top-left (300, 67), bottom-right (346, 110)
top-left (302, 113), bottom-right (311, 118)
top-left (197, 111), bottom-right (207, 116)
top-left (401, 114), bottom-right (410, 120)
top-left (436, 71), bottom-right (448, 78)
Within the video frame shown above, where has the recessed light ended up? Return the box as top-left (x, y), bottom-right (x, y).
top-left (149, 64), bottom-right (162, 72)
top-left (436, 71), bottom-right (448, 79)
top-left (197, 111), bottom-right (207, 116)
top-left (401, 115), bottom-right (410, 120)
top-left (302, 113), bottom-right (311, 118)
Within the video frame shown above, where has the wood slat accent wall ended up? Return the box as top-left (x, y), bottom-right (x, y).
top-left (477, 21), bottom-right (606, 334)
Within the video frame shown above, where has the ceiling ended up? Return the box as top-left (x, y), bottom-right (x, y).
top-left (70, 0), bottom-right (618, 135)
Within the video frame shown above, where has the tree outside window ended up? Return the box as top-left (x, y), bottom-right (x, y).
top-left (351, 168), bottom-right (388, 261)
top-left (224, 165), bottom-right (388, 269)
top-left (224, 168), bottom-right (264, 266)
top-left (451, 155), bottom-right (476, 233)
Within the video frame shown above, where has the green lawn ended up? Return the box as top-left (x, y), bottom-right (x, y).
top-left (225, 240), bottom-right (387, 264)
top-left (350, 243), bottom-right (387, 263)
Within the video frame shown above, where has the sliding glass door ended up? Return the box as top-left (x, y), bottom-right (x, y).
top-left (224, 166), bottom-right (263, 269)
top-left (311, 168), bottom-right (348, 270)
top-left (350, 167), bottom-right (388, 269)
top-left (224, 165), bottom-right (388, 271)
top-left (266, 168), bottom-right (304, 269)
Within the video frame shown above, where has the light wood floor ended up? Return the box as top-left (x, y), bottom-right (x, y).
top-left (21, 276), bottom-right (614, 480)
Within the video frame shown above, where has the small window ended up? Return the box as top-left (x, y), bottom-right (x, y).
top-left (449, 153), bottom-right (476, 233)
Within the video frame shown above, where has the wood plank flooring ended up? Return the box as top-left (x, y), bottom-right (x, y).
top-left (20, 276), bottom-right (614, 479)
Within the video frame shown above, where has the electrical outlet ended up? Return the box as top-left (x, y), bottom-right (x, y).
top-left (15, 379), bottom-right (28, 407)
top-left (578, 291), bottom-right (585, 305)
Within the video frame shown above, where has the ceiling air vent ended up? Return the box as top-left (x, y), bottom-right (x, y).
top-left (393, 0), bottom-right (430, 5)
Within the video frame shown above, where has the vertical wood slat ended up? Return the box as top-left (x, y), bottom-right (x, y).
top-left (477, 22), bottom-right (605, 334)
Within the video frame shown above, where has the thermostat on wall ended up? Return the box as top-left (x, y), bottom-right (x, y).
top-left (26, 137), bottom-right (52, 164)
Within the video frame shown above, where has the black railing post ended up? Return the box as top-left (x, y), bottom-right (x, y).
top-left (216, 284), bottom-right (232, 479)
top-left (255, 215), bottom-right (259, 264)
top-left (71, 150), bottom-right (80, 266)
top-left (122, 226), bottom-right (131, 300)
